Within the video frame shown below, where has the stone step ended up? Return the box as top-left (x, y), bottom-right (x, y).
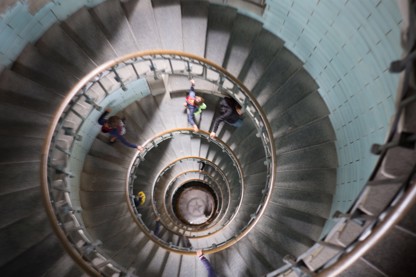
top-left (152, 0), bottom-right (183, 51)
top-left (12, 43), bottom-right (77, 93)
top-left (276, 117), bottom-right (336, 155)
top-left (1, 233), bottom-right (69, 277)
top-left (238, 29), bottom-right (284, 91)
top-left (266, 91), bottom-right (331, 138)
top-left (61, 8), bottom-right (117, 65)
top-left (36, 23), bottom-right (97, 76)
top-left (222, 13), bottom-right (263, 77)
top-left (181, 0), bottom-right (209, 57)
top-left (90, 0), bottom-right (139, 57)
top-left (251, 47), bottom-right (303, 99)
top-left (121, 0), bottom-right (162, 51)
top-left (205, 4), bottom-right (237, 66)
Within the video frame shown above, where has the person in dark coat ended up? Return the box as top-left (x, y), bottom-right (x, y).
top-left (210, 97), bottom-right (243, 139)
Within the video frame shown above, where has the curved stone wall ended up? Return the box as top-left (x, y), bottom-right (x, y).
top-left (0, 0), bottom-right (106, 71)
top-left (264, 0), bottom-right (402, 218)
top-left (0, 0), bottom-right (403, 237)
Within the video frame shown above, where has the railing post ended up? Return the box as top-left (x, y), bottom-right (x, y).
top-left (83, 93), bottom-right (102, 111)
top-left (283, 255), bottom-right (314, 277)
top-left (111, 66), bottom-right (127, 91)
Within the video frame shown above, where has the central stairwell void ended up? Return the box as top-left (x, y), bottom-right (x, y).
top-left (43, 50), bottom-right (316, 276)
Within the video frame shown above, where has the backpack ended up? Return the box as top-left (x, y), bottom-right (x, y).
top-left (186, 95), bottom-right (196, 106)
top-left (101, 120), bottom-right (126, 135)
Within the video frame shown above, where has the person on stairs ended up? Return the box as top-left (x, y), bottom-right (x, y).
top-left (98, 108), bottom-right (144, 151)
top-left (184, 79), bottom-right (205, 132)
top-left (153, 216), bottom-right (161, 237)
top-left (196, 250), bottom-right (217, 277)
top-left (133, 191), bottom-right (146, 207)
top-left (209, 97), bottom-right (243, 139)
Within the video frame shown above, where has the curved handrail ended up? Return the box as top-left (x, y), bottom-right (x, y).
top-left (161, 171), bottom-right (224, 231)
top-left (160, 170), bottom-right (225, 236)
top-left (319, 181), bottom-right (416, 276)
top-left (316, 3), bottom-right (416, 274)
top-left (125, 129), bottom-right (238, 224)
top-left (166, 177), bottom-right (219, 226)
top-left (40, 57), bottom-right (130, 276)
top-left (148, 133), bottom-right (245, 229)
top-left (156, 157), bottom-right (231, 200)
top-left (40, 152), bottom-right (101, 277)
top-left (41, 50), bottom-right (276, 268)
top-left (152, 157), bottom-right (232, 235)
top-left (125, 129), bottom-right (248, 252)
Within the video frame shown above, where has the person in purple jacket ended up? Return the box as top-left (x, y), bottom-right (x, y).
top-left (98, 108), bottom-right (143, 151)
top-left (196, 250), bottom-right (217, 277)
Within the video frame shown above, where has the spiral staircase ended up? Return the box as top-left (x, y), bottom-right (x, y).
top-left (0, 1), bottom-right (415, 277)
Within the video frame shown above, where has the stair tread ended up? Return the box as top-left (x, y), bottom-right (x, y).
top-left (63, 8), bottom-right (117, 64)
top-left (222, 14), bottom-right (263, 77)
top-left (205, 4), bottom-right (237, 65)
top-left (0, 1), bottom-right (369, 276)
top-left (152, 0), bottom-right (183, 51)
top-left (181, 0), bottom-right (209, 57)
top-left (122, 0), bottom-right (162, 50)
top-left (1, 233), bottom-right (67, 277)
top-left (36, 23), bottom-right (97, 76)
top-left (239, 29), bottom-right (284, 90)
top-left (90, 0), bottom-right (138, 56)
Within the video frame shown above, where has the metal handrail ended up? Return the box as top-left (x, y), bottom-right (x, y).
top-left (132, 166), bottom-right (226, 235)
top-left (319, 181), bottom-right (416, 276)
top-left (154, 153), bottom-right (240, 232)
top-left (153, 157), bottom-right (232, 235)
top-left (166, 178), bottom-right (218, 228)
top-left (40, 57), bottom-right (132, 276)
top-left (41, 50), bottom-right (276, 270)
top-left (266, 138), bottom-right (416, 277)
top-left (161, 171), bottom-right (224, 231)
top-left (126, 131), bottom-right (237, 221)
top-left (125, 129), bottom-right (249, 252)
top-left (161, 170), bottom-right (225, 236)
top-left (316, 3), bottom-right (416, 274)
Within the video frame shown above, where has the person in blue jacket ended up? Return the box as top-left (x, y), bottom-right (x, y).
top-left (184, 79), bottom-right (205, 132)
top-left (98, 108), bottom-right (143, 151)
top-left (196, 250), bottom-right (217, 277)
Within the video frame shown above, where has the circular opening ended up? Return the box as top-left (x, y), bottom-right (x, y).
top-left (173, 181), bottom-right (217, 226)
